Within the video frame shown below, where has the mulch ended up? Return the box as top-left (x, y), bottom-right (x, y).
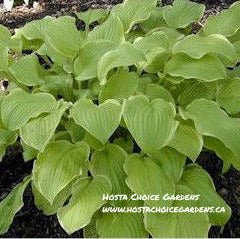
top-left (0, 0), bottom-right (240, 238)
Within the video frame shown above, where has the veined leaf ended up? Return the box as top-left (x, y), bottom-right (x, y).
top-left (172, 34), bottom-right (237, 64)
top-left (112, 0), bottom-right (158, 32)
top-left (123, 95), bottom-right (178, 153)
top-left (9, 54), bottom-right (46, 86)
top-left (20, 101), bottom-right (71, 151)
top-left (70, 99), bottom-right (122, 144)
top-left (98, 43), bottom-right (146, 85)
top-left (1, 89), bottom-right (58, 131)
top-left (168, 123), bottom-right (203, 161)
top-left (57, 176), bottom-right (112, 235)
top-left (216, 78), bottom-right (240, 114)
top-left (91, 144), bottom-right (129, 203)
top-left (124, 154), bottom-right (175, 207)
top-left (96, 200), bottom-right (147, 238)
top-left (99, 69), bottom-right (139, 103)
top-left (74, 40), bottom-right (116, 81)
top-left (180, 165), bottom-right (231, 225)
top-left (165, 54), bottom-right (227, 82)
top-left (184, 99), bottom-right (240, 162)
top-left (202, 2), bottom-right (240, 37)
top-left (88, 15), bottom-right (124, 43)
top-left (163, 0), bottom-right (205, 29)
top-left (76, 9), bottom-right (109, 27)
top-left (144, 184), bottom-right (210, 238)
top-left (33, 140), bottom-right (90, 204)
top-left (0, 176), bottom-right (31, 235)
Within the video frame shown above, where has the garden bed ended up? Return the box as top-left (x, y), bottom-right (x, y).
top-left (0, 0), bottom-right (240, 238)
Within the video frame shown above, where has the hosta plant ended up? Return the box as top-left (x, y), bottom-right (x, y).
top-left (0, 0), bottom-right (240, 237)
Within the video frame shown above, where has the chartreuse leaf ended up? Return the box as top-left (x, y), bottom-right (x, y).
top-left (216, 78), bottom-right (240, 114)
top-left (96, 200), bottom-right (148, 238)
top-left (9, 54), bottom-right (46, 86)
top-left (70, 99), bottom-right (122, 144)
top-left (98, 43), bottom-right (146, 85)
top-left (144, 83), bottom-right (175, 104)
top-left (91, 144), bottom-right (130, 203)
top-left (76, 9), bottom-right (109, 27)
top-left (33, 140), bottom-right (90, 204)
top-left (57, 175), bottom-right (112, 235)
top-left (88, 15), bottom-right (124, 43)
top-left (1, 89), bottom-right (58, 131)
top-left (112, 0), bottom-right (158, 32)
top-left (151, 147), bottom-right (186, 183)
top-left (165, 54), bottom-right (227, 82)
top-left (99, 69), bottom-right (139, 103)
top-left (124, 154), bottom-right (175, 207)
top-left (0, 130), bottom-right (18, 162)
top-left (168, 123), bottom-right (203, 161)
top-left (177, 81), bottom-right (216, 107)
top-left (44, 16), bottom-right (84, 58)
top-left (134, 31), bottom-right (169, 53)
top-left (21, 139), bottom-right (38, 162)
top-left (202, 2), bottom-right (240, 37)
top-left (74, 40), bottom-right (116, 81)
top-left (0, 26), bottom-right (11, 71)
top-left (144, 184), bottom-right (210, 238)
top-left (113, 136), bottom-right (134, 154)
top-left (163, 0), bottom-right (205, 29)
top-left (183, 99), bottom-right (240, 160)
top-left (20, 101), bottom-right (71, 152)
top-left (65, 119), bottom-right (85, 143)
top-left (123, 95), bottom-right (178, 153)
top-left (204, 136), bottom-right (240, 170)
top-left (172, 34), bottom-right (237, 64)
top-left (180, 165), bottom-right (231, 225)
top-left (0, 176), bottom-right (31, 235)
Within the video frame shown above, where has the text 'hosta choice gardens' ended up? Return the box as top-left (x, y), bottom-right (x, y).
top-left (0, 0), bottom-right (240, 237)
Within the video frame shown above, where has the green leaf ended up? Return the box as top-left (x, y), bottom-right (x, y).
top-left (9, 54), bottom-right (46, 86)
top-left (0, 176), bottom-right (31, 235)
top-left (183, 99), bottom-right (240, 160)
top-left (65, 118), bottom-right (86, 143)
top-left (204, 136), bottom-right (240, 170)
top-left (74, 40), bottom-right (116, 81)
top-left (91, 144), bottom-right (129, 199)
top-left (99, 69), bottom-right (139, 103)
top-left (216, 78), bottom-right (240, 114)
top-left (70, 99), bottom-right (122, 144)
top-left (88, 15), bottom-right (124, 43)
top-left (124, 155), bottom-right (175, 207)
top-left (1, 89), bottom-right (58, 131)
top-left (76, 9), bottom-right (109, 27)
top-left (33, 140), bottom-right (90, 204)
top-left (44, 16), bottom-right (84, 58)
top-left (96, 200), bottom-right (147, 238)
top-left (172, 34), bottom-right (237, 64)
top-left (180, 165), bottom-right (232, 225)
top-left (165, 54), bottom-right (227, 82)
top-left (0, 130), bottom-right (18, 162)
top-left (57, 175), bottom-right (112, 235)
top-left (163, 0), bottom-right (205, 29)
top-left (113, 136), bottom-right (134, 154)
top-left (123, 95), bottom-right (178, 153)
top-left (145, 83), bottom-right (175, 104)
top-left (177, 81), bottom-right (216, 107)
top-left (144, 184), bottom-right (210, 238)
top-left (151, 147), bottom-right (186, 183)
top-left (98, 43), bottom-right (146, 85)
top-left (112, 0), bottom-right (158, 32)
top-left (202, 2), bottom-right (240, 37)
top-left (168, 123), bottom-right (203, 161)
top-left (20, 101), bottom-right (71, 151)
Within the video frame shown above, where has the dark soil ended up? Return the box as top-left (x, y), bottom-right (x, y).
top-left (0, 0), bottom-right (240, 238)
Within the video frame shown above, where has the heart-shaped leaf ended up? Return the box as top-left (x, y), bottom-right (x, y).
top-left (123, 95), bottom-right (178, 153)
top-left (70, 99), bottom-right (122, 144)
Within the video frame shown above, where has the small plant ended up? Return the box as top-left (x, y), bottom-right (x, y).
top-left (0, 0), bottom-right (240, 237)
